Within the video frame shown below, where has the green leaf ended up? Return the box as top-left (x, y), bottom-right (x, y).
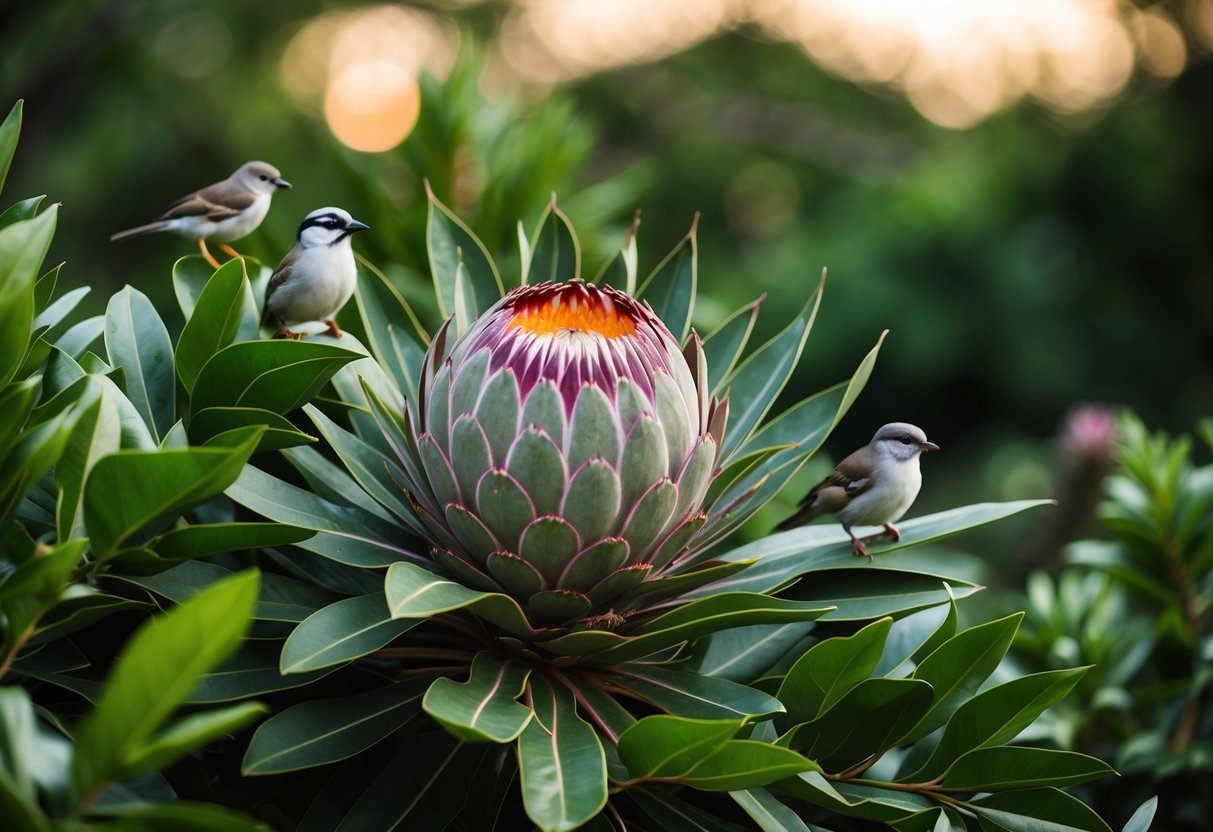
top-left (190, 340), bottom-right (361, 416)
top-left (425, 181), bottom-right (503, 317)
top-left (593, 210), bottom-right (640, 295)
top-left (524, 196), bottom-right (580, 285)
top-left (83, 429), bottom-right (262, 556)
top-left (71, 569), bottom-right (260, 797)
top-left (719, 275), bottom-right (823, 460)
top-left (281, 593), bottom-right (418, 674)
top-left (677, 740), bottom-right (815, 791)
top-left (0, 100), bottom-right (21, 195)
top-left (971, 788), bottom-right (1112, 832)
top-left (54, 380), bottom-right (120, 541)
top-left (104, 286), bottom-right (175, 442)
top-left (175, 258), bottom-right (249, 393)
top-left (598, 593), bottom-right (834, 663)
top-left (731, 787), bottom-right (828, 832)
top-left (627, 787), bottom-right (753, 831)
top-left (242, 680), bottom-right (427, 775)
top-left (709, 500), bottom-right (1051, 597)
top-left (703, 294), bottom-right (763, 396)
top-left (903, 613), bottom-right (1024, 742)
top-left (778, 771), bottom-right (932, 823)
top-left (352, 254), bottom-right (427, 405)
top-left (905, 668), bottom-right (1088, 782)
top-left (637, 215), bottom-right (697, 342)
top-left (0, 196), bottom-right (44, 233)
top-left (691, 621), bottom-right (817, 683)
top-left (517, 676), bottom-right (606, 832)
top-left (188, 641), bottom-right (332, 703)
top-left (618, 716), bottom-right (740, 779)
top-left (941, 747), bottom-right (1114, 791)
top-left (118, 702), bottom-right (267, 782)
top-left (226, 465), bottom-right (424, 567)
top-left (608, 664), bottom-right (785, 720)
top-left (784, 569), bottom-right (982, 622)
top-left (0, 206), bottom-right (56, 387)
top-left (171, 255), bottom-right (217, 319)
top-left (0, 541), bottom-right (84, 666)
top-left (424, 652), bottom-right (533, 742)
top-left (55, 315), bottom-right (105, 359)
top-left (153, 521), bottom-right (314, 561)
top-left (385, 560), bottom-right (538, 639)
top-left (780, 678), bottom-right (934, 772)
top-left (1121, 797), bottom-right (1157, 832)
top-left (779, 617), bottom-right (892, 724)
top-left (93, 801), bottom-right (268, 831)
top-left (189, 406), bottom-right (316, 451)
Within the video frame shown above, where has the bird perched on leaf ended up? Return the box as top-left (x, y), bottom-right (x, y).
top-left (261, 207), bottom-right (369, 340)
top-left (110, 161), bottom-right (292, 268)
top-left (777, 422), bottom-right (939, 558)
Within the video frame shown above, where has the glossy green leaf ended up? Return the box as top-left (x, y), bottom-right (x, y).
top-left (677, 740), bottom-right (815, 791)
top-left (783, 569), bottom-right (982, 622)
top-left (104, 285), bottom-right (175, 442)
top-left (424, 652), bottom-right (533, 742)
top-left (243, 680), bottom-right (426, 774)
top-left (425, 181), bottom-right (503, 317)
top-left (191, 340), bottom-right (361, 416)
top-left (593, 210), bottom-right (640, 294)
top-left (189, 406), bottom-right (316, 451)
top-left (54, 380), bottom-right (120, 541)
top-left (718, 275), bottom-right (823, 460)
top-left (617, 716), bottom-right (740, 779)
top-left (385, 560), bottom-right (538, 639)
top-left (524, 196), bottom-right (580, 285)
top-left (171, 255), bottom-right (216, 320)
top-left (226, 465), bottom-right (424, 567)
top-left (778, 770), bottom-right (932, 823)
top-left (691, 621), bottom-right (817, 683)
top-left (153, 521), bottom-right (313, 560)
top-left (902, 613), bottom-right (1023, 742)
top-left (0, 206), bottom-right (56, 387)
top-left (175, 258), bottom-right (249, 393)
top-left (941, 747), bottom-right (1114, 791)
top-left (281, 593), bottom-right (419, 674)
top-left (598, 593), bottom-right (833, 663)
top-left (971, 788), bottom-right (1111, 832)
top-left (703, 294), bottom-right (763, 396)
top-left (781, 678), bottom-right (934, 772)
top-left (708, 500), bottom-right (1051, 597)
top-left (638, 215), bottom-right (697, 342)
top-left (352, 254), bottom-right (427, 405)
top-left (83, 429), bottom-right (262, 556)
top-left (609, 664), bottom-right (785, 720)
top-left (891, 807), bottom-right (967, 832)
top-left (0, 541), bottom-right (84, 668)
top-left (0, 196), bottom-right (44, 233)
top-left (905, 668), bottom-right (1089, 782)
top-left (117, 702), bottom-right (267, 782)
top-left (188, 641), bottom-right (332, 703)
top-left (71, 569), bottom-right (259, 796)
top-left (730, 788), bottom-right (823, 832)
top-left (779, 617), bottom-right (892, 724)
top-left (517, 676), bottom-right (606, 832)
top-left (1121, 797), bottom-right (1157, 832)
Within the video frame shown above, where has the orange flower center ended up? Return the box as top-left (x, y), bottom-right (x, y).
top-left (507, 290), bottom-right (637, 339)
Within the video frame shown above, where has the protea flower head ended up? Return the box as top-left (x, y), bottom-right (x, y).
top-left (404, 280), bottom-right (726, 628)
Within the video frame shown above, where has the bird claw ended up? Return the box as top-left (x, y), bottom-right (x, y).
top-left (883, 523), bottom-right (901, 542)
top-left (274, 327), bottom-right (304, 340)
top-left (323, 320), bottom-right (343, 338)
top-left (850, 537), bottom-right (872, 560)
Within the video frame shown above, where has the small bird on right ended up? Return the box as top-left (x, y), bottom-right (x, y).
top-left (777, 422), bottom-right (940, 558)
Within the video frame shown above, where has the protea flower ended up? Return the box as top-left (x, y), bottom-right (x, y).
top-left (404, 280), bottom-right (726, 629)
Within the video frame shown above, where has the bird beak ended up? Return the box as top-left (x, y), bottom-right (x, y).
top-left (347, 219), bottom-right (370, 232)
top-left (920, 440), bottom-right (940, 452)
top-left (274, 178), bottom-right (293, 190)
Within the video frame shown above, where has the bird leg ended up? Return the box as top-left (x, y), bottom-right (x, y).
top-left (218, 243), bottom-right (242, 260)
top-left (323, 320), bottom-right (344, 338)
top-left (273, 326), bottom-right (304, 340)
top-left (882, 522), bottom-right (901, 542)
top-left (197, 238), bottom-right (221, 269)
top-left (845, 526), bottom-right (873, 560)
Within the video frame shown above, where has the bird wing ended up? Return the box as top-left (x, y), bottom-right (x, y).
top-left (261, 250), bottom-right (299, 326)
top-left (775, 447), bottom-right (874, 530)
top-left (159, 182), bottom-right (256, 222)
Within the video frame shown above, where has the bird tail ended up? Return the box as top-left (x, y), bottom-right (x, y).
top-left (110, 220), bottom-right (170, 241)
top-left (775, 497), bottom-right (824, 531)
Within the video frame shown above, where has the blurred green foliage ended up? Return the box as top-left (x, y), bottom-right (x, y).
top-left (1013, 413), bottom-right (1213, 830)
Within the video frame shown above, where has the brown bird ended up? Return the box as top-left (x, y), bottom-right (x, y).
top-left (777, 422), bottom-right (940, 558)
top-left (110, 161), bottom-right (291, 268)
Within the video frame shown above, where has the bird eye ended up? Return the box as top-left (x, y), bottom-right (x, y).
top-left (899, 436), bottom-right (913, 444)
top-left (259, 174), bottom-right (269, 181)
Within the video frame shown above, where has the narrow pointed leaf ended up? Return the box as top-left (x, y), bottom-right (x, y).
top-left (425, 181), bottom-right (503, 317)
top-left (104, 285), bottom-right (174, 441)
top-left (609, 665), bottom-right (784, 720)
top-left (970, 788), bottom-right (1111, 832)
top-left (175, 258), bottom-right (249, 393)
top-left (941, 747), bottom-right (1114, 791)
top-left (638, 215), bottom-right (697, 342)
top-left (0, 207), bottom-right (57, 387)
top-left (281, 593), bottom-right (419, 674)
top-left (525, 197), bottom-right (580, 284)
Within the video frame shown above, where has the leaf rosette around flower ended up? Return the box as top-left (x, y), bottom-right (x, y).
top-left (404, 280), bottom-right (726, 628)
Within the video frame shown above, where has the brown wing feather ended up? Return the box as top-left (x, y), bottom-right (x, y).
top-left (159, 182), bottom-right (256, 222)
top-left (261, 250), bottom-right (300, 326)
top-left (777, 446), bottom-right (874, 530)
